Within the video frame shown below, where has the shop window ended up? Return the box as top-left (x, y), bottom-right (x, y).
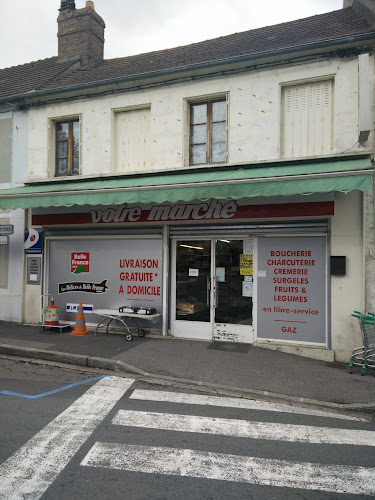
top-left (55, 119), bottom-right (80, 176)
top-left (281, 80), bottom-right (333, 158)
top-left (114, 107), bottom-right (151, 173)
top-left (189, 99), bottom-right (227, 166)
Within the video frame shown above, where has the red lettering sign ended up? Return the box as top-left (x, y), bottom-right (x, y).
top-left (71, 252), bottom-right (90, 274)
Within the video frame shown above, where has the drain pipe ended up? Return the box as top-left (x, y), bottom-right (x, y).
top-left (162, 225), bottom-right (169, 336)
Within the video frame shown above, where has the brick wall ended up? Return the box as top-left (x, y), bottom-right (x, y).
top-left (57, 6), bottom-right (105, 68)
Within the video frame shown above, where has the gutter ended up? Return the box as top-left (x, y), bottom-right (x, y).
top-left (1, 169), bottom-right (373, 199)
top-left (2, 31), bottom-right (375, 107)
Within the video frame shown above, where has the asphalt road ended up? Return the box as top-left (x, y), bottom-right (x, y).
top-left (1, 357), bottom-right (375, 499)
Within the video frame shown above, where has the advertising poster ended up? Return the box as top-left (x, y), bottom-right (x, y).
top-left (257, 237), bottom-right (326, 344)
top-left (48, 238), bottom-right (162, 324)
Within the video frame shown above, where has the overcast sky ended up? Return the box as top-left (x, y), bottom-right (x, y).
top-left (1, 0), bottom-right (344, 69)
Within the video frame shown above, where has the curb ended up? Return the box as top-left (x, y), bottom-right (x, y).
top-left (1, 343), bottom-right (374, 414)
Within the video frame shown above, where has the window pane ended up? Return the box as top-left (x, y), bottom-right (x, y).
top-left (72, 157), bottom-right (79, 175)
top-left (56, 141), bottom-right (68, 158)
top-left (212, 142), bottom-right (226, 163)
top-left (191, 124), bottom-right (206, 144)
top-left (72, 121), bottom-right (79, 139)
top-left (191, 144), bottom-right (206, 164)
top-left (56, 159), bottom-right (68, 176)
top-left (191, 104), bottom-right (207, 125)
top-left (73, 138), bottom-right (79, 157)
top-left (56, 123), bottom-right (69, 140)
top-left (212, 101), bottom-right (226, 122)
top-left (212, 122), bottom-right (226, 142)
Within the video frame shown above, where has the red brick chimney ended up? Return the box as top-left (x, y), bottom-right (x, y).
top-left (57, 1), bottom-right (105, 68)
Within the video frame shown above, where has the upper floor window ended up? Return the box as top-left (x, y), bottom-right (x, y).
top-left (189, 99), bottom-right (227, 165)
top-left (281, 79), bottom-right (333, 158)
top-left (113, 107), bottom-right (151, 173)
top-left (55, 119), bottom-right (79, 176)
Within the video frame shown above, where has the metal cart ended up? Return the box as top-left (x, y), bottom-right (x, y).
top-left (92, 309), bottom-right (161, 341)
top-left (39, 294), bottom-right (71, 333)
top-left (348, 310), bottom-right (375, 376)
top-left (348, 311), bottom-right (366, 374)
top-left (363, 313), bottom-right (375, 376)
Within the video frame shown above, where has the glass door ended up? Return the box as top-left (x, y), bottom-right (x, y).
top-left (214, 239), bottom-right (254, 343)
top-left (173, 240), bottom-right (213, 339)
top-left (172, 238), bottom-right (254, 343)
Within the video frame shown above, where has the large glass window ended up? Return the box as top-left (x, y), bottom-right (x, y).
top-left (175, 241), bottom-right (211, 322)
top-left (190, 100), bottom-right (227, 165)
top-left (55, 120), bottom-right (80, 176)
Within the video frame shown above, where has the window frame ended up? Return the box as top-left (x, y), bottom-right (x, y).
top-left (188, 97), bottom-right (228, 166)
top-left (55, 118), bottom-right (80, 177)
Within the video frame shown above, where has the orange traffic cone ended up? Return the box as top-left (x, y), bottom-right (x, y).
top-left (70, 302), bottom-right (90, 336)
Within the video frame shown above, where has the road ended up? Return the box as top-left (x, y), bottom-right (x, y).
top-left (1, 357), bottom-right (375, 499)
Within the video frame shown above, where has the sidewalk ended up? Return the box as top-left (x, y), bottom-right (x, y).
top-left (0, 321), bottom-right (374, 412)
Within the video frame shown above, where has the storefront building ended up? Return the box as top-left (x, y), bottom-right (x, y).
top-left (1, 155), bottom-right (371, 362)
top-left (0, 1), bottom-right (374, 362)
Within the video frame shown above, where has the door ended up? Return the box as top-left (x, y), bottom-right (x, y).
top-left (172, 238), bottom-right (254, 343)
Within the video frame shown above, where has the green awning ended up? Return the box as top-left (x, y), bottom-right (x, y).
top-left (0, 157), bottom-right (372, 210)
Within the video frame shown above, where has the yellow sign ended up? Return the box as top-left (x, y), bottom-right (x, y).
top-left (240, 254), bottom-right (253, 275)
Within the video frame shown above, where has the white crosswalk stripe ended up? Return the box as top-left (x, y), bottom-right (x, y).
top-left (79, 387), bottom-right (375, 496)
top-left (81, 442), bottom-right (375, 496)
top-left (112, 408), bottom-right (375, 446)
top-left (130, 388), bottom-right (367, 421)
top-left (0, 376), bottom-right (134, 500)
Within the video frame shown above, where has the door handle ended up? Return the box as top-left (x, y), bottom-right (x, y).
top-left (206, 277), bottom-right (211, 306)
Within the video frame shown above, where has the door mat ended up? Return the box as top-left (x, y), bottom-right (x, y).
top-left (207, 342), bottom-right (250, 353)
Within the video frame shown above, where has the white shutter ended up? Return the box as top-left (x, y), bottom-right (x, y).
top-left (282, 80), bottom-right (333, 158)
top-left (115, 108), bottom-right (151, 172)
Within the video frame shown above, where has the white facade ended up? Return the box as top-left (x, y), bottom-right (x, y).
top-left (16, 52), bottom-right (373, 363)
top-left (27, 57), bottom-right (368, 179)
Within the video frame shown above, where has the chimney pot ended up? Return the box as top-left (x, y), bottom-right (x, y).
top-left (86, 1), bottom-right (95, 10)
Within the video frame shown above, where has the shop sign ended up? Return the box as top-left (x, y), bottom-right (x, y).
top-left (71, 252), bottom-right (90, 274)
top-left (58, 279), bottom-right (108, 294)
top-left (25, 228), bottom-right (43, 254)
top-left (32, 199), bottom-right (335, 226)
top-left (257, 237), bottom-right (326, 344)
top-left (0, 225), bottom-right (13, 235)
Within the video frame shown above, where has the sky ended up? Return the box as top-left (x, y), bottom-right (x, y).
top-left (0, 0), bottom-right (344, 69)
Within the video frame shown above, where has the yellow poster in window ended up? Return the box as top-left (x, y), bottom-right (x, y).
top-left (240, 254), bottom-right (253, 275)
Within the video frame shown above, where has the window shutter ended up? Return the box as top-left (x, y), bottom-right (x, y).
top-left (115, 108), bottom-right (151, 172)
top-left (282, 80), bottom-right (333, 158)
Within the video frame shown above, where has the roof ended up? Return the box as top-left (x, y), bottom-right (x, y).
top-left (1, 6), bottom-right (374, 103)
top-left (0, 57), bottom-right (80, 101)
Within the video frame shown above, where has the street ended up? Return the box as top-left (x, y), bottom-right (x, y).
top-left (1, 357), bottom-right (375, 499)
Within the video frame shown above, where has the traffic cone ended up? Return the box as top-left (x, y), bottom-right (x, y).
top-left (70, 302), bottom-right (90, 336)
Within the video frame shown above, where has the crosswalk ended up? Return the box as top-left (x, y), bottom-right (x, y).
top-left (1, 377), bottom-right (374, 498)
top-left (80, 384), bottom-right (375, 497)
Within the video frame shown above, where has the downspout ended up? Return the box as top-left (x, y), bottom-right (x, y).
top-left (162, 225), bottom-right (169, 336)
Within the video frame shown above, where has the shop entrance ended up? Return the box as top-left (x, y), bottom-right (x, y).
top-left (172, 239), bottom-right (254, 343)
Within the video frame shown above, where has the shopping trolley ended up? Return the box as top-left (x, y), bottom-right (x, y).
top-left (348, 311), bottom-right (375, 376)
top-left (363, 312), bottom-right (375, 375)
top-left (348, 311), bottom-right (366, 374)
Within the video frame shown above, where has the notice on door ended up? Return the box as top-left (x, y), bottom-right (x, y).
top-left (257, 237), bottom-right (326, 344)
top-left (240, 254), bottom-right (253, 275)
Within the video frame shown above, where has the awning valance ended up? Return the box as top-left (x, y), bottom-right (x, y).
top-left (0, 157), bottom-right (372, 210)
